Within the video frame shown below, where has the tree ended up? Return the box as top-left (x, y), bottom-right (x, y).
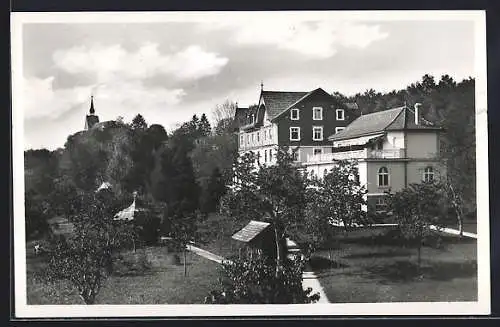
top-left (198, 113), bottom-right (212, 137)
top-left (387, 182), bottom-right (447, 268)
top-left (199, 167), bottom-right (227, 214)
top-left (162, 209), bottom-right (201, 276)
top-left (104, 128), bottom-right (134, 196)
top-left (45, 191), bottom-right (130, 304)
top-left (146, 124), bottom-right (168, 150)
top-left (212, 100), bottom-right (237, 130)
top-left (130, 114), bottom-right (148, 131)
top-left (304, 160), bottom-right (367, 261)
top-left (205, 254), bottom-right (320, 304)
top-left (25, 189), bottom-right (50, 239)
top-left (151, 139), bottom-right (200, 211)
top-left (220, 147), bottom-right (309, 275)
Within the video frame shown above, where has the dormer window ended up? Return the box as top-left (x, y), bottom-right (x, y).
top-left (313, 107), bottom-right (323, 120)
top-left (336, 109), bottom-right (345, 121)
top-left (291, 108), bottom-right (300, 120)
top-left (335, 127), bottom-right (345, 134)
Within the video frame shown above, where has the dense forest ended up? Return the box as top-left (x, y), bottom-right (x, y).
top-left (24, 74), bottom-right (475, 240)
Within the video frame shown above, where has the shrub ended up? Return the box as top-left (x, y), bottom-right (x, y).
top-left (205, 254), bottom-right (320, 304)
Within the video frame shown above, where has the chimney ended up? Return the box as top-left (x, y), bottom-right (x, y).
top-left (414, 103), bottom-right (422, 125)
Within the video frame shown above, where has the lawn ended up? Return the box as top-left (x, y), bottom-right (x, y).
top-left (26, 244), bottom-right (221, 305)
top-left (309, 227), bottom-right (477, 303)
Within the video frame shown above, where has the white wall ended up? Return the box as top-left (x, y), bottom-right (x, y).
top-left (384, 131), bottom-right (405, 150)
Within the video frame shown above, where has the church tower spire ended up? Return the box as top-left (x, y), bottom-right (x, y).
top-left (84, 95), bottom-right (100, 130)
top-left (89, 95), bottom-right (95, 115)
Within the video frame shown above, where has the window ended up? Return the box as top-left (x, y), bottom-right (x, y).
top-left (290, 127), bottom-right (300, 141)
top-left (257, 132), bottom-right (260, 143)
top-left (292, 150), bottom-right (300, 162)
top-left (264, 150), bottom-right (268, 163)
top-left (323, 169), bottom-right (328, 177)
top-left (378, 167), bottom-right (389, 187)
top-left (336, 109), bottom-right (345, 121)
top-left (257, 151), bottom-right (261, 163)
top-left (269, 129), bottom-right (272, 139)
top-left (377, 141), bottom-right (383, 150)
top-left (313, 107), bottom-right (323, 120)
top-left (335, 127), bottom-right (345, 134)
top-left (246, 135), bottom-right (250, 145)
top-left (423, 166), bottom-right (434, 183)
top-left (240, 135), bottom-right (244, 146)
top-left (291, 108), bottom-right (300, 120)
top-left (269, 149), bottom-right (273, 161)
top-left (313, 148), bottom-right (322, 155)
top-left (312, 126), bottom-right (323, 141)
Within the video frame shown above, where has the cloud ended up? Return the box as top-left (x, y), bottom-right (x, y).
top-left (52, 43), bottom-right (229, 82)
top-left (202, 20), bottom-right (389, 59)
top-left (23, 76), bottom-right (186, 121)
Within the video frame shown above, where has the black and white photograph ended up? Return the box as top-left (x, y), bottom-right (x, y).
top-left (11, 10), bottom-right (490, 317)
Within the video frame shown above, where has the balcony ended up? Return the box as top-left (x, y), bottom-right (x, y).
top-left (306, 148), bottom-right (406, 163)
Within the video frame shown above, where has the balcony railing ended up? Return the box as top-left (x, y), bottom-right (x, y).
top-left (306, 148), bottom-right (406, 163)
top-left (368, 148), bottom-right (406, 159)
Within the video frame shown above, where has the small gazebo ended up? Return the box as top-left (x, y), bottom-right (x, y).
top-left (232, 220), bottom-right (279, 260)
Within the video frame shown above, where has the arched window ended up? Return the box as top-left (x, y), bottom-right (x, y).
top-left (323, 169), bottom-right (328, 177)
top-left (378, 167), bottom-right (389, 187)
top-left (423, 166), bottom-right (434, 183)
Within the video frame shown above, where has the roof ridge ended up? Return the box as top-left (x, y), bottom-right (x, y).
top-left (271, 88), bottom-right (327, 121)
top-left (384, 106), bottom-right (406, 130)
top-left (262, 90), bottom-right (308, 93)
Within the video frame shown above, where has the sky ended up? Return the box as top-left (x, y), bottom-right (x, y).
top-left (18, 14), bottom-right (476, 150)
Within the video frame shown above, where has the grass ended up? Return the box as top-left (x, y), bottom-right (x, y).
top-left (26, 244), bottom-right (221, 305)
top-left (310, 227), bottom-right (477, 303)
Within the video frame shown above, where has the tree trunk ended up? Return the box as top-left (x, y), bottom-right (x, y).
top-left (183, 248), bottom-right (187, 277)
top-left (449, 183), bottom-right (464, 237)
top-left (454, 205), bottom-right (464, 237)
top-left (274, 228), bottom-right (282, 277)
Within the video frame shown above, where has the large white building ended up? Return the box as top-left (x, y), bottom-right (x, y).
top-left (303, 103), bottom-right (444, 212)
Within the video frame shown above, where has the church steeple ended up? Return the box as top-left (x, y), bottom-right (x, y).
top-left (84, 95), bottom-right (100, 130)
top-left (89, 95), bottom-right (95, 115)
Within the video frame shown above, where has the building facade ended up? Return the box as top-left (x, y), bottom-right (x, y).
top-left (303, 103), bottom-right (444, 212)
top-left (235, 87), bottom-right (358, 165)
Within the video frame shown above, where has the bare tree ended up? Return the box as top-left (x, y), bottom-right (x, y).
top-left (212, 100), bottom-right (237, 126)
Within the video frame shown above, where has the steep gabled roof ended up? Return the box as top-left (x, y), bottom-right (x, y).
top-left (233, 107), bottom-right (249, 130)
top-left (328, 106), bottom-right (440, 141)
top-left (260, 91), bottom-right (308, 120)
top-left (232, 220), bottom-right (271, 243)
